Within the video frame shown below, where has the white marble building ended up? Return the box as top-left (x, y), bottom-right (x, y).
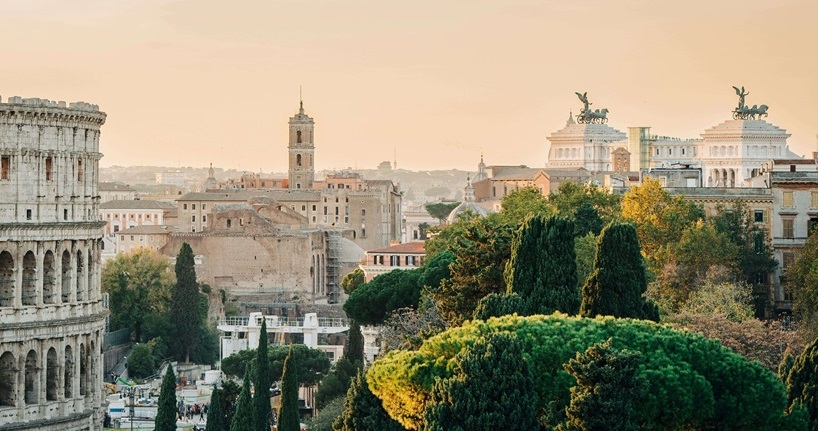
top-left (0, 96), bottom-right (107, 431)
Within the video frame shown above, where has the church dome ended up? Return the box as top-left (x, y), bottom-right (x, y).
top-left (446, 176), bottom-right (488, 223)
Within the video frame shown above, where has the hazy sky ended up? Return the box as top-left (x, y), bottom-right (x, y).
top-left (1, 0), bottom-right (816, 172)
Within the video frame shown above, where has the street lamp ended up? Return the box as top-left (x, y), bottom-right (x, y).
top-left (125, 386), bottom-right (136, 431)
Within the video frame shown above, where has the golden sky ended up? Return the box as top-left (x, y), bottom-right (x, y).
top-left (1, 0), bottom-right (816, 172)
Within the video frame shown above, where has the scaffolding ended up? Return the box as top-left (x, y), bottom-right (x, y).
top-left (326, 232), bottom-right (342, 304)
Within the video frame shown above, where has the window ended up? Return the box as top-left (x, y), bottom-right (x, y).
top-left (203, 215), bottom-right (206, 223)
top-left (297, 154), bottom-right (302, 166)
top-left (812, 192), bottom-right (818, 209)
top-left (681, 148), bottom-right (686, 156)
top-left (783, 191), bottom-right (794, 208)
top-left (297, 130), bottom-right (302, 144)
top-left (202, 204), bottom-right (206, 210)
top-left (655, 148), bottom-right (659, 156)
top-left (191, 227), bottom-right (196, 233)
top-left (45, 157), bottom-right (53, 181)
top-left (192, 204), bottom-right (196, 210)
top-left (26, 209), bottom-right (32, 220)
top-left (183, 204), bottom-right (188, 210)
top-left (1, 156), bottom-right (9, 180)
top-left (77, 159), bottom-right (83, 181)
top-left (323, 207), bottom-right (328, 215)
top-left (754, 210), bottom-right (764, 223)
top-left (227, 219), bottom-right (232, 228)
top-left (120, 235), bottom-right (124, 241)
top-left (361, 228), bottom-right (366, 237)
top-left (64, 209), bottom-right (68, 220)
top-left (783, 218), bottom-right (795, 239)
top-left (312, 205), bottom-right (317, 211)
top-left (301, 205), bottom-right (306, 211)
top-left (192, 215), bottom-right (196, 222)
top-left (361, 209), bottom-right (366, 217)
top-left (783, 252), bottom-right (796, 273)
top-left (130, 236), bottom-right (134, 241)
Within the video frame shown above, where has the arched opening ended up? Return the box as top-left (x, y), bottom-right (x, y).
top-left (0, 352), bottom-right (15, 406)
top-left (61, 250), bottom-right (71, 303)
top-left (76, 251), bottom-right (84, 301)
top-left (25, 350), bottom-right (38, 404)
top-left (22, 251), bottom-right (36, 306)
top-left (46, 347), bottom-right (57, 401)
top-left (729, 169), bottom-right (736, 188)
top-left (64, 346), bottom-right (73, 398)
top-left (87, 250), bottom-right (94, 300)
top-left (0, 251), bottom-right (14, 307)
top-left (43, 251), bottom-right (55, 304)
top-left (296, 130), bottom-right (302, 144)
top-left (296, 154), bottom-right (302, 167)
top-left (79, 343), bottom-right (87, 396)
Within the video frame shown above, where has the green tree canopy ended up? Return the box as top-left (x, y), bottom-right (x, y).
top-left (786, 337), bottom-right (818, 430)
top-left (368, 314), bottom-right (804, 431)
top-left (127, 343), bottom-right (155, 379)
top-left (341, 269), bottom-right (365, 295)
top-left (155, 364), bottom-right (178, 431)
top-left (580, 223), bottom-right (658, 321)
top-left (172, 242), bottom-right (205, 362)
top-left (711, 200), bottom-right (778, 286)
top-left (333, 370), bottom-right (406, 431)
top-left (221, 344), bottom-right (331, 387)
top-left (783, 231), bottom-right (818, 336)
top-left (548, 181), bottom-right (622, 226)
top-left (472, 293), bottom-right (525, 320)
top-left (422, 332), bottom-right (539, 431)
top-left (101, 248), bottom-right (173, 342)
top-left (253, 320), bottom-right (272, 431)
top-left (278, 346), bottom-right (301, 431)
top-left (206, 386), bottom-right (223, 431)
top-left (506, 215), bottom-right (580, 315)
top-left (345, 321), bottom-right (365, 365)
top-left (499, 186), bottom-right (552, 223)
top-left (425, 202), bottom-right (460, 223)
top-left (230, 368), bottom-right (254, 431)
top-left (343, 268), bottom-right (423, 325)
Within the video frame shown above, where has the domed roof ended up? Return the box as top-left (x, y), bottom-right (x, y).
top-left (446, 176), bottom-right (488, 223)
top-left (334, 237), bottom-right (366, 263)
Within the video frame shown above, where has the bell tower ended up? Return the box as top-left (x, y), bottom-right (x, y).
top-left (288, 99), bottom-right (315, 189)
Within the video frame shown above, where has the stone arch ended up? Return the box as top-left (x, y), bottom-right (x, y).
top-left (24, 350), bottom-right (38, 404)
top-left (64, 345), bottom-right (73, 398)
top-left (79, 343), bottom-right (87, 396)
top-left (721, 169), bottom-right (728, 187)
top-left (43, 250), bottom-right (55, 304)
top-left (713, 169), bottom-right (721, 186)
top-left (0, 351), bottom-right (16, 406)
top-left (296, 154), bottom-right (302, 167)
top-left (76, 250), bottom-right (84, 301)
top-left (22, 250), bottom-right (36, 306)
top-left (729, 169), bottom-right (736, 187)
top-left (296, 130), bottom-right (302, 144)
top-left (61, 250), bottom-right (71, 302)
top-left (46, 347), bottom-right (57, 401)
top-left (0, 251), bottom-right (13, 307)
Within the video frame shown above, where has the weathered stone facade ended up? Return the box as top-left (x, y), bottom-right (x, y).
top-left (0, 96), bottom-right (107, 431)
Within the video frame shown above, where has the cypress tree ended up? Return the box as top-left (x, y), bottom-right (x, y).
top-left (230, 367), bottom-right (254, 431)
top-left (506, 215), bottom-right (580, 315)
top-left (345, 320), bottom-right (364, 365)
top-left (333, 370), bottom-right (405, 431)
top-left (172, 242), bottom-right (202, 362)
top-left (580, 223), bottom-right (659, 321)
top-left (206, 386), bottom-right (223, 431)
top-left (253, 320), bottom-right (271, 431)
top-left (155, 364), bottom-right (177, 431)
top-left (278, 345), bottom-right (300, 431)
top-left (472, 293), bottom-right (525, 320)
top-left (423, 332), bottom-right (539, 431)
top-left (786, 337), bottom-right (818, 430)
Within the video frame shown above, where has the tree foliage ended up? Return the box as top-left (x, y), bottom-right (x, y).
top-left (379, 298), bottom-right (449, 353)
top-left (344, 268), bottom-right (423, 325)
top-left (333, 371), bottom-right (406, 431)
top-left (308, 396), bottom-right (345, 431)
top-left (621, 178), bottom-right (704, 271)
top-left (425, 214), bottom-right (515, 325)
top-left (787, 232), bottom-right (818, 337)
top-left (368, 314), bottom-right (804, 431)
top-left (221, 344), bottom-right (331, 387)
top-left (472, 293), bottom-right (525, 320)
top-left (254, 320), bottom-right (272, 431)
top-left (786, 337), bottom-right (818, 430)
top-left (575, 233), bottom-right (597, 289)
top-left (506, 215), bottom-right (579, 315)
top-left (101, 248), bottom-right (173, 342)
top-left (278, 346), bottom-right (301, 431)
top-left (558, 339), bottom-right (646, 431)
top-left (315, 358), bottom-right (362, 411)
top-left (346, 321), bottom-right (365, 365)
top-left (206, 386), bottom-right (223, 431)
top-left (580, 223), bottom-right (658, 321)
top-left (342, 269), bottom-right (365, 295)
top-left (425, 202), bottom-right (460, 223)
top-left (128, 343), bottom-right (155, 379)
top-left (230, 368), bottom-right (254, 431)
top-left (548, 182), bottom-right (621, 228)
top-left (218, 380), bottom-right (241, 431)
top-left (711, 200), bottom-right (778, 286)
top-left (172, 242), bottom-right (205, 362)
top-left (498, 186), bottom-right (552, 223)
top-left (155, 364), bottom-right (177, 431)
top-left (422, 332), bottom-right (539, 431)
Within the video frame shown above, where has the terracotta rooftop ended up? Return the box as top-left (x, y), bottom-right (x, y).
top-left (100, 200), bottom-right (176, 210)
top-left (116, 225), bottom-right (172, 235)
top-left (368, 241), bottom-right (426, 254)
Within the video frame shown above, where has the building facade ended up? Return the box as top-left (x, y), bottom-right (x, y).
top-left (0, 96), bottom-right (107, 431)
top-left (359, 241), bottom-right (426, 282)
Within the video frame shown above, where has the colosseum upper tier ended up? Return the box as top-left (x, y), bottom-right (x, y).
top-left (0, 96), bottom-right (107, 431)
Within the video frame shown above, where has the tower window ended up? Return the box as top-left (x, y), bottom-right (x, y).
top-left (297, 154), bottom-right (302, 166)
top-left (297, 130), bottom-right (302, 144)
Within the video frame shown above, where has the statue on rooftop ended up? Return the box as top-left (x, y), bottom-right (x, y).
top-left (732, 86), bottom-right (769, 120)
top-left (575, 92), bottom-right (608, 124)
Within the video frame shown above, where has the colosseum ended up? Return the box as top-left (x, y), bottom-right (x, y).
top-left (0, 96), bottom-right (107, 430)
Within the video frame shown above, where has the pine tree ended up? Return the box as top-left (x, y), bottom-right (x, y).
top-left (254, 320), bottom-right (272, 431)
top-left (580, 223), bottom-right (659, 321)
top-left (506, 215), bottom-right (580, 315)
top-left (333, 371), bottom-right (406, 431)
top-left (558, 339), bottom-right (646, 431)
top-left (206, 386), bottom-right (223, 431)
top-left (155, 364), bottom-right (178, 431)
top-left (230, 367), bottom-right (254, 431)
top-left (278, 345), bottom-right (301, 431)
top-left (786, 337), bottom-right (818, 430)
top-left (345, 320), bottom-right (364, 365)
top-left (172, 242), bottom-right (203, 362)
top-left (422, 332), bottom-right (539, 431)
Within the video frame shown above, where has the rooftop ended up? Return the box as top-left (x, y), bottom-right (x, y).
top-left (368, 241), bottom-right (426, 254)
top-left (99, 200), bottom-right (176, 210)
top-left (178, 190), bottom-right (321, 202)
top-left (117, 225), bottom-right (172, 235)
